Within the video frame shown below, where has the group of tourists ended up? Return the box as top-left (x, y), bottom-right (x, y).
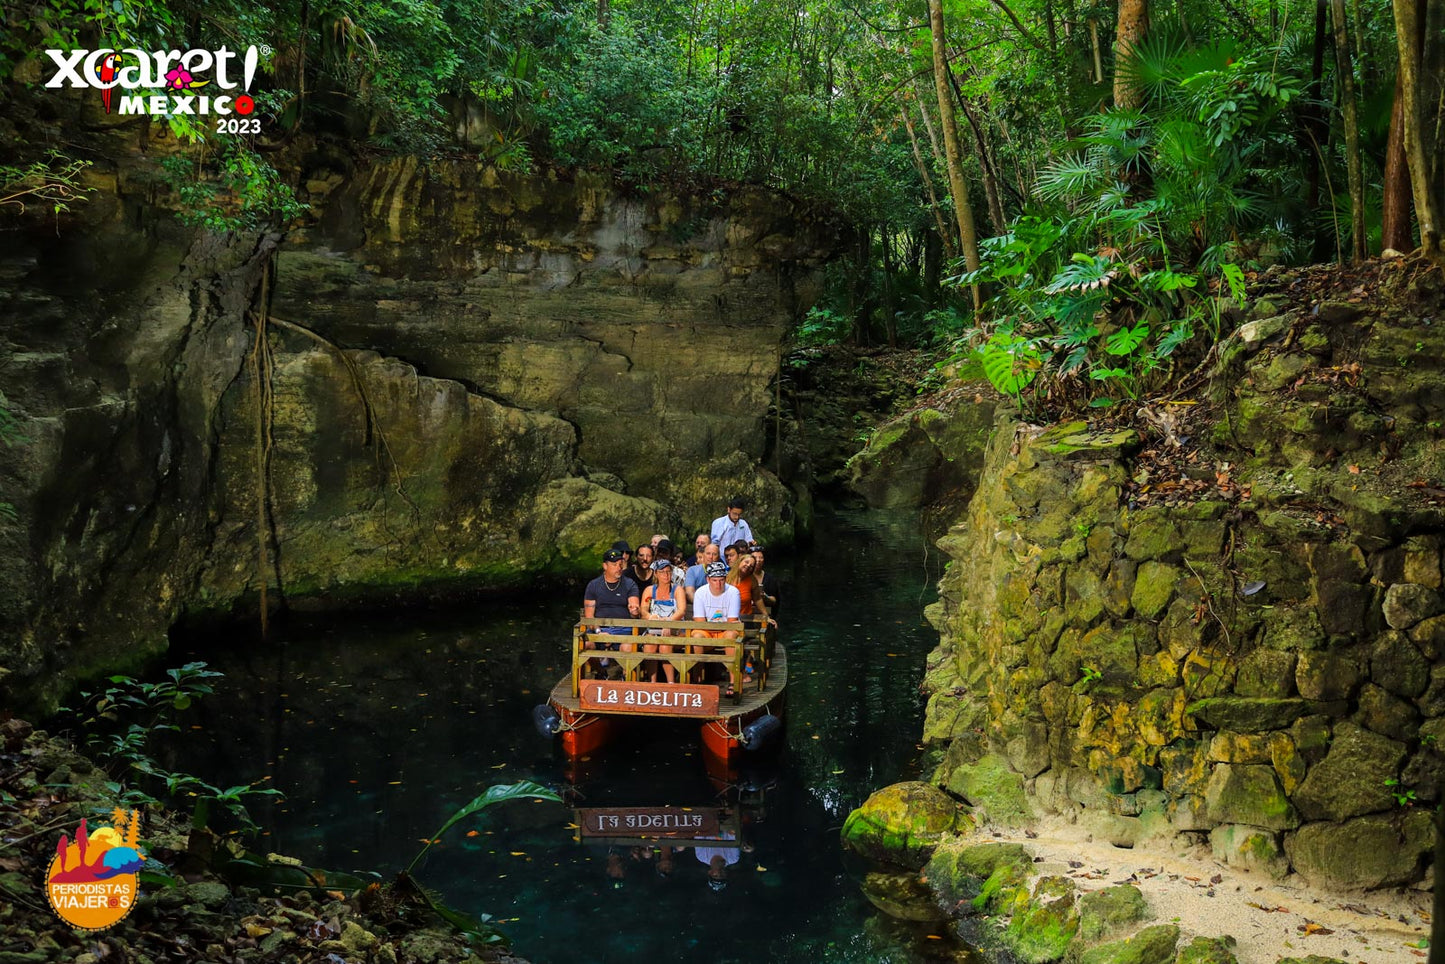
top-left (581, 498), bottom-right (780, 697)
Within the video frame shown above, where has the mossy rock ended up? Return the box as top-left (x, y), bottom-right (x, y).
top-left (1002, 875), bottom-right (1079, 964)
top-left (922, 837), bottom-right (1035, 908)
top-left (1203, 763), bottom-right (1299, 831)
top-left (940, 753), bottom-right (1035, 827)
top-left (1235, 649), bottom-right (1297, 698)
top-left (1292, 722), bottom-right (1405, 822)
top-left (841, 781), bottom-right (970, 869)
top-left (1131, 561), bottom-right (1181, 620)
top-left (1284, 811), bottom-right (1434, 889)
top-left (1077, 924), bottom-right (1180, 964)
top-left (1175, 936), bottom-right (1239, 964)
top-left (1035, 422), bottom-right (1140, 461)
top-left (1077, 884), bottom-right (1147, 942)
top-left (1209, 825), bottom-right (1287, 879)
top-left (1186, 697), bottom-right (1311, 732)
top-left (1124, 512), bottom-right (1184, 562)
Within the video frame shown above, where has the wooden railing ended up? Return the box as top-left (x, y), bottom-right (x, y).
top-left (571, 616), bottom-right (776, 704)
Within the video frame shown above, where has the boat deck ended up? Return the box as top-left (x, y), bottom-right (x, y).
top-left (549, 643), bottom-right (788, 720)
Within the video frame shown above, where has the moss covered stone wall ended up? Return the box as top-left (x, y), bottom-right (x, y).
top-left (923, 268), bottom-right (1445, 890)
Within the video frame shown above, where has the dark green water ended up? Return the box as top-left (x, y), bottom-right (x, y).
top-left (168, 508), bottom-right (968, 962)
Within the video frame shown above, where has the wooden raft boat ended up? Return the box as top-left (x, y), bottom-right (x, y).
top-left (537, 615), bottom-right (787, 775)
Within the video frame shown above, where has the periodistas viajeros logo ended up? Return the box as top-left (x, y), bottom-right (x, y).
top-left (44, 44), bottom-right (261, 127)
top-left (46, 810), bottom-right (147, 932)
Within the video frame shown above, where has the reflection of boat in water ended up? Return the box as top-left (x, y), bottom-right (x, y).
top-left (565, 770), bottom-right (778, 891)
top-left (535, 615), bottom-right (786, 778)
top-left (573, 803), bottom-right (739, 847)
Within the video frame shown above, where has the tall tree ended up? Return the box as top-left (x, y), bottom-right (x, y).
top-left (928, 0), bottom-right (982, 304)
top-left (897, 95), bottom-right (959, 261)
top-left (1381, 73), bottom-right (1414, 252)
top-left (1303, 0), bottom-right (1330, 212)
top-left (947, 67), bottom-right (1009, 236)
top-left (1332, 0), bottom-right (1366, 261)
top-left (1113, 0), bottom-right (1149, 109)
top-left (1392, 0), bottom-right (1445, 264)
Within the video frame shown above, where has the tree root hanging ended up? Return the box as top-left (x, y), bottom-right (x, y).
top-left (251, 266), bottom-right (277, 638)
top-left (259, 314), bottom-right (420, 520)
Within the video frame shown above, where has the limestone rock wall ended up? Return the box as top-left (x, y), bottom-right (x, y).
top-left (923, 268), bottom-right (1445, 891)
top-left (276, 158), bottom-right (842, 540)
top-left (0, 124), bottom-right (841, 713)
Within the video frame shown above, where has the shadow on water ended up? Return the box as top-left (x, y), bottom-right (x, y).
top-left (165, 507), bottom-right (980, 962)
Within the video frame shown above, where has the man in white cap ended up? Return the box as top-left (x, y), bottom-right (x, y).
top-left (689, 560), bottom-right (741, 696)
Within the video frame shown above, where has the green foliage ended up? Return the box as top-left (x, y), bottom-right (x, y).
top-left (60, 663), bottom-right (283, 831)
top-left (1384, 778), bottom-right (1417, 808)
top-left (159, 145), bottom-right (307, 232)
top-left (407, 780), bottom-right (561, 873)
top-left (794, 306), bottom-right (851, 346)
top-left (977, 331), bottom-right (1040, 399)
top-left (534, 20), bottom-right (702, 180)
top-left (395, 780), bottom-right (561, 945)
top-left (0, 151), bottom-right (93, 216)
top-left (945, 28), bottom-right (1307, 414)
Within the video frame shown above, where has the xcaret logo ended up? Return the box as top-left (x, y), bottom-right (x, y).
top-left (44, 44), bottom-right (261, 121)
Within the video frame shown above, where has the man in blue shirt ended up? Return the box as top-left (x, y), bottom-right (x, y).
top-left (710, 497), bottom-right (753, 555)
top-left (684, 543), bottom-right (721, 607)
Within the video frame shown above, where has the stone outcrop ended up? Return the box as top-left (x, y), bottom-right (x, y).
top-left (846, 397), bottom-right (997, 511)
top-left (840, 781), bottom-right (972, 868)
top-left (277, 158), bottom-right (840, 542)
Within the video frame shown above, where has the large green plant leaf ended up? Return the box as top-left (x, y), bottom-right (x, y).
top-left (978, 333), bottom-right (1041, 397)
top-left (408, 781), bottom-right (561, 872)
top-left (1105, 322), bottom-right (1149, 356)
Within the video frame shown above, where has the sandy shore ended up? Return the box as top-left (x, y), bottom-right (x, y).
top-left (987, 816), bottom-right (1432, 963)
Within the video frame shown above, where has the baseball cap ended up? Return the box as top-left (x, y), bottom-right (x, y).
top-left (651, 559), bottom-right (671, 571)
top-left (603, 549), bottom-right (625, 563)
top-left (706, 562), bottom-right (727, 578)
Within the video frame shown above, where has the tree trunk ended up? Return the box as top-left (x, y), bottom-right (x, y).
top-left (928, 0), bottom-right (982, 305)
top-left (852, 229), bottom-right (872, 346)
top-left (948, 69), bottom-right (1008, 236)
top-left (923, 229), bottom-right (942, 295)
top-left (598, 0), bottom-right (610, 29)
top-left (1089, 18), bottom-right (1103, 84)
top-left (1393, 0), bottom-right (1445, 263)
top-left (1332, 0), bottom-right (1366, 261)
top-left (881, 228), bottom-right (898, 349)
top-left (1304, 0), bottom-right (1329, 212)
top-left (1382, 72), bottom-right (1415, 252)
top-left (913, 80), bottom-right (947, 172)
top-left (898, 95), bottom-right (959, 261)
top-left (1113, 0), bottom-right (1148, 109)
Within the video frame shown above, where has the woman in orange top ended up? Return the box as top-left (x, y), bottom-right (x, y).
top-left (726, 554), bottom-right (773, 685)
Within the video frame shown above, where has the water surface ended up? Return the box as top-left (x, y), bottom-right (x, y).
top-left (169, 508), bottom-right (967, 962)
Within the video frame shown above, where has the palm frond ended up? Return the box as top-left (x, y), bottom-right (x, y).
top-left (1036, 155), bottom-right (1104, 202)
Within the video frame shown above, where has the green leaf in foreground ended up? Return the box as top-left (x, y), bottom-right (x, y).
top-left (407, 780), bottom-right (562, 873)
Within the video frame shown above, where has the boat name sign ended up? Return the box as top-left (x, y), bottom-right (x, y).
top-left (578, 808), bottom-right (723, 837)
top-left (580, 681), bottom-right (720, 716)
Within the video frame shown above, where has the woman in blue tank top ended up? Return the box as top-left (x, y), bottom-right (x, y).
top-left (641, 559), bottom-right (685, 683)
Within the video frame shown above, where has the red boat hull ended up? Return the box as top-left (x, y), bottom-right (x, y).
top-left (551, 694), bottom-right (785, 781)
